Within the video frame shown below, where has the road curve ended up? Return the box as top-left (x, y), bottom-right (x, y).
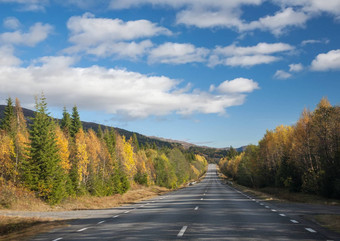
top-left (32, 164), bottom-right (334, 240)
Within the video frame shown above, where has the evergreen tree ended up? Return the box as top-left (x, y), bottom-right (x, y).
top-left (71, 105), bottom-right (82, 137)
top-left (60, 106), bottom-right (71, 135)
top-left (1, 97), bottom-right (15, 133)
top-left (132, 133), bottom-right (140, 151)
top-left (97, 125), bottom-right (103, 139)
top-left (25, 94), bottom-right (67, 204)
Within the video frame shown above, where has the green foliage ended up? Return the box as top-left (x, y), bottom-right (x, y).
top-left (24, 94), bottom-right (67, 204)
top-left (60, 106), bottom-right (71, 135)
top-left (1, 97), bottom-right (15, 134)
top-left (70, 105), bottom-right (82, 137)
top-left (134, 171), bottom-right (148, 186)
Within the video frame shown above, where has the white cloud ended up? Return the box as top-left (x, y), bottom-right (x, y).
top-left (289, 63), bottom-right (303, 72)
top-left (0, 22), bottom-right (53, 47)
top-left (148, 42), bottom-right (209, 64)
top-left (243, 8), bottom-right (309, 36)
top-left (3, 17), bottom-right (20, 29)
top-left (311, 49), bottom-right (340, 71)
top-left (0, 54), bottom-right (259, 118)
top-left (0, 45), bottom-right (21, 66)
top-left (274, 70), bottom-right (292, 79)
top-left (65, 13), bottom-right (171, 58)
top-left (213, 78), bottom-right (260, 93)
top-left (301, 39), bottom-right (329, 46)
top-left (0, 0), bottom-right (48, 11)
top-left (209, 42), bottom-right (293, 67)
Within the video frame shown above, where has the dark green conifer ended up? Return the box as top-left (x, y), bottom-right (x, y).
top-left (70, 105), bottom-right (82, 137)
top-left (60, 106), bottom-right (71, 135)
top-left (1, 97), bottom-right (15, 133)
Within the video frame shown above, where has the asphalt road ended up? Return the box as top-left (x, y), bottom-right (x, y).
top-left (32, 164), bottom-right (336, 240)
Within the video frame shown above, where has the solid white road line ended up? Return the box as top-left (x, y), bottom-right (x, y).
top-left (77, 228), bottom-right (88, 232)
top-left (194, 206), bottom-right (199, 210)
top-left (305, 228), bottom-right (317, 233)
top-left (279, 214), bottom-right (286, 217)
top-left (52, 238), bottom-right (63, 241)
top-left (290, 219), bottom-right (299, 223)
top-left (177, 226), bottom-right (188, 237)
top-left (97, 221), bottom-right (105, 224)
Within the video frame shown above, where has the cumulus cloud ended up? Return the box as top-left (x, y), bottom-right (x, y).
top-left (211, 78), bottom-right (260, 94)
top-left (289, 63), bottom-right (303, 72)
top-left (65, 13), bottom-right (171, 59)
top-left (0, 45), bottom-right (21, 66)
top-left (274, 70), bottom-right (292, 79)
top-left (148, 42), bottom-right (209, 64)
top-left (3, 17), bottom-right (21, 29)
top-left (109, 0), bottom-right (340, 35)
top-left (0, 54), bottom-right (259, 119)
top-left (209, 42), bottom-right (293, 67)
top-left (0, 22), bottom-right (53, 47)
top-left (311, 49), bottom-right (340, 71)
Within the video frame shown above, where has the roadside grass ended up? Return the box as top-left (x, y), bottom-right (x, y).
top-left (0, 216), bottom-right (67, 241)
top-left (309, 214), bottom-right (340, 234)
top-left (217, 172), bottom-right (340, 206)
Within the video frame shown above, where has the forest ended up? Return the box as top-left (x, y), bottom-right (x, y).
top-left (0, 95), bottom-right (208, 204)
top-left (219, 98), bottom-right (340, 198)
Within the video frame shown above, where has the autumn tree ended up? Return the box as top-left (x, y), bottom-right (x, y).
top-left (25, 94), bottom-right (67, 204)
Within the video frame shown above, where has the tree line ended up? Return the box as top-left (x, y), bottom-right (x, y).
top-left (219, 98), bottom-right (340, 198)
top-left (0, 95), bottom-right (208, 204)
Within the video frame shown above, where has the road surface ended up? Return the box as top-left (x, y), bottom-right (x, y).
top-left (32, 164), bottom-right (337, 240)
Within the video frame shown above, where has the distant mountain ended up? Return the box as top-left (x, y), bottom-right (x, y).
top-left (0, 105), bottom-right (246, 162)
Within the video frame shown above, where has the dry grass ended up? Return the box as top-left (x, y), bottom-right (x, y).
top-left (0, 216), bottom-right (67, 241)
top-left (56, 185), bottom-right (169, 211)
top-left (307, 215), bottom-right (340, 234)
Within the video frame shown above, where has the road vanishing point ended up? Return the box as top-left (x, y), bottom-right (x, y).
top-left (32, 164), bottom-right (336, 240)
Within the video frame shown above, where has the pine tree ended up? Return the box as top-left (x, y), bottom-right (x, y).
top-left (71, 105), bottom-right (82, 138)
top-left (60, 106), bottom-right (71, 135)
top-left (132, 133), bottom-right (140, 151)
top-left (97, 125), bottom-right (103, 139)
top-left (25, 94), bottom-right (67, 204)
top-left (1, 97), bottom-right (15, 133)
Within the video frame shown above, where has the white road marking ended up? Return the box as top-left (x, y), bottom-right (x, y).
top-left (260, 203), bottom-right (264, 205)
top-left (152, 201), bottom-right (155, 203)
top-left (113, 215), bottom-right (119, 218)
top-left (265, 206), bottom-right (270, 208)
top-left (200, 198), bottom-right (203, 200)
top-left (279, 214), bottom-right (286, 217)
top-left (124, 210), bottom-right (130, 213)
top-left (97, 221), bottom-right (105, 224)
top-left (194, 206), bottom-right (199, 210)
top-left (290, 219), bottom-right (299, 223)
top-left (305, 228), bottom-right (317, 233)
top-left (52, 238), bottom-right (63, 241)
top-left (77, 228), bottom-right (88, 232)
top-left (271, 209), bottom-right (277, 212)
top-left (203, 193), bottom-right (206, 196)
top-left (177, 226), bottom-right (188, 237)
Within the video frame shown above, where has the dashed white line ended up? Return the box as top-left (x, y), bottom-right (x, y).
top-left (271, 209), bottom-right (277, 212)
top-left (290, 219), bottom-right (299, 223)
top-left (200, 198), bottom-right (204, 200)
top-left (52, 238), bottom-right (63, 241)
top-left (77, 228), bottom-right (88, 232)
top-left (97, 221), bottom-right (105, 224)
top-left (177, 226), bottom-right (188, 237)
top-left (194, 206), bottom-right (199, 210)
top-left (259, 203), bottom-right (264, 206)
top-left (265, 206), bottom-right (270, 208)
top-left (124, 210), bottom-right (130, 213)
top-left (113, 215), bottom-right (119, 218)
top-left (279, 214), bottom-right (286, 217)
top-left (305, 228), bottom-right (317, 233)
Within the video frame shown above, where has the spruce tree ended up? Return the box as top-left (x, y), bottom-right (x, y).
top-left (25, 94), bottom-right (66, 204)
top-left (1, 97), bottom-right (15, 133)
top-left (97, 125), bottom-right (103, 139)
top-left (60, 106), bottom-right (71, 135)
top-left (132, 133), bottom-right (140, 151)
top-left (71, 105), bottom-right (82, 137)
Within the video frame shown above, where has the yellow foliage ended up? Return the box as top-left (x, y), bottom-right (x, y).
top-left (75, 129), bottom-right (89, 184)
top-left (55, 126), bottom-right (71, 172)
top-left (0, 131), bottom-right (16, 180)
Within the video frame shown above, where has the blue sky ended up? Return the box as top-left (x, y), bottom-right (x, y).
top-left (0, 0), bottom-right (339, 148)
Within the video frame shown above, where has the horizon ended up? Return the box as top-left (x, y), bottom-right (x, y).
top-left (0, 1), bottom-right (339, 148)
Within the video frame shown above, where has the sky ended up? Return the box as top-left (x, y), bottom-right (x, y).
top-left (0, 0), bottom-right (339, 148)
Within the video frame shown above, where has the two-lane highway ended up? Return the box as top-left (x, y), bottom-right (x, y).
top-left (32, 164), bottom-right (333, 240)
